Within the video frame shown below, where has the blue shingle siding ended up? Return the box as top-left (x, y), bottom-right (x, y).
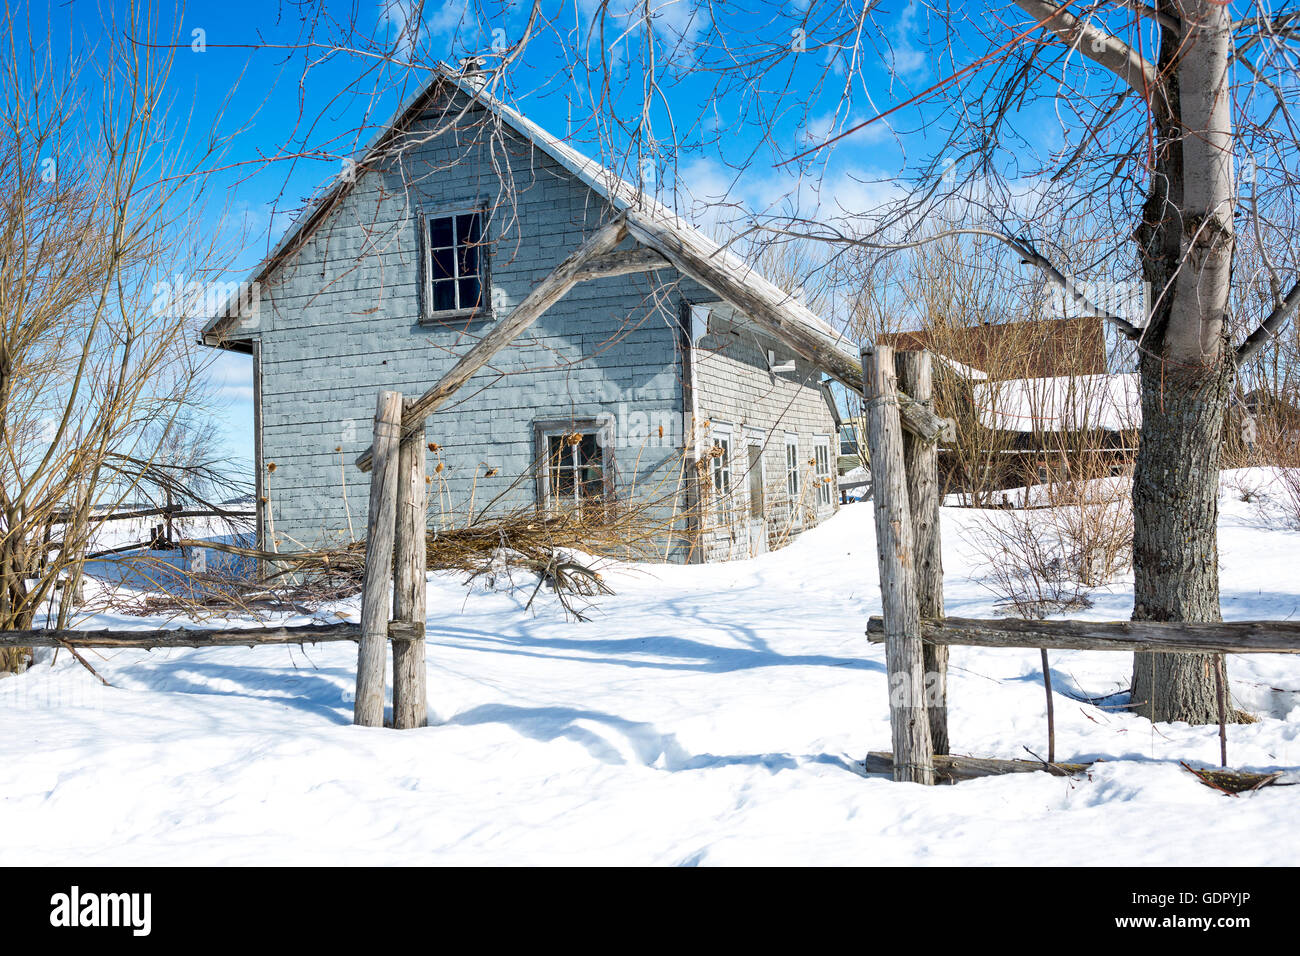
top-left (244, 98), bottom-right (837, 564)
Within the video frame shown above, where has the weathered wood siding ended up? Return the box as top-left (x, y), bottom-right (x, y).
top-left (688, 303), bottom-right (840, 562)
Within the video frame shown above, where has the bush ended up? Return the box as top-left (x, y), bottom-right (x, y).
top-left (965, 472), bottom-right (1133, 617)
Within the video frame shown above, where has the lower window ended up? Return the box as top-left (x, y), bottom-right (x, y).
top-left (814, 437), bottom-right (833, 507)
top-left (537, 423), bottom-right (612, 515)
top-left (710, 425), bottom-right (732, 497)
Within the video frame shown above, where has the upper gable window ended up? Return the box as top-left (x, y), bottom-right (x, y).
top-left (424, 209), bottom-right (487, 321)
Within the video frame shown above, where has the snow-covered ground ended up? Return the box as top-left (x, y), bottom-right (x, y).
top-left (2, 470), bottom-right (1297, 865)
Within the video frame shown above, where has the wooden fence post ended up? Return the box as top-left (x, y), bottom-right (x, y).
top-left (863, 345), bottom-right (934, 785)
top-left (895, 350), bottom-right (948, 755)
top-left (354, 389), bottom-right (403, 727)
top-left (392, 415), bottom-right (428, 730)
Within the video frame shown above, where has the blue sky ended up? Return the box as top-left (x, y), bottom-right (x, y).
top-left (33, 0), bottom-right (1148, 472)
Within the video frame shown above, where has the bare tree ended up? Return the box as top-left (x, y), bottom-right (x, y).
top-left (685, 1), bottom-right (1300, 725)
top-left (0, 2), bottom-right (243, 667)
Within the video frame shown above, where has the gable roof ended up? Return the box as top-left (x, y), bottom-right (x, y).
top-left (880, 316), bottom-right (1108, 380)
top-left (202, 63), bottom-right (860, 381)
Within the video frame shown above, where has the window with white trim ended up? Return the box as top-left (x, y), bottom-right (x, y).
top-left (813, 436), bottom-right (833, 507)
top-left (710, 424), bottom-right (732, 497)
top-left (424, 209), bottom-right (487, 320)
top-left (840, 423), bottom-right (860, 457)
top-left (785, 434), bottom-right (800, 499)
top-left (538, 424), bottom-right (610, 515)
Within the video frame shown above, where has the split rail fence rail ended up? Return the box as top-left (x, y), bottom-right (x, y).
top-left (0, 387), bottom-right (430, 729)
top-left (861, 344), bottom-right (1300, 785)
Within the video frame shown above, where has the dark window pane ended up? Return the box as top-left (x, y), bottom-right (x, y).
top-left (428, 212), bottom-right (489, 316)
top-left (429, 216), bottom-right (453, 248)
top-left (457, 213), bottom-right (480, 245)
top-left (576, 433), bottom-right (599, 464)
top-left (579, 454), bottom-right (604, 496)
top-left (748, 446), bottom-right (764, 518)
top-left (458, 241), bottom-right (479, 279)
top-left (432, 279), bottom-right (457, 312)
top-left (431, 246), bottom-right (456, 280)
top-left (458, 277), bottom-right (481, 310)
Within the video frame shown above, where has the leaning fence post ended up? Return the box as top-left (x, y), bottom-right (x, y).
top-left (354, 389), bottom-right (403, 727)
top-left (863, 344), bottom-right (934, 785)
top-left (392, 413), bottom-right (429, 730)
top-left (895, 349), bottom-right (948, 756)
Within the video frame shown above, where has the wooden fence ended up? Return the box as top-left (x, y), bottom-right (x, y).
top-left (1, 390), bottom-right (430, 728)
top-left (862, 344), bottom-right (1299, 785)
top-left (8, 336), bottom-right (1295, 761)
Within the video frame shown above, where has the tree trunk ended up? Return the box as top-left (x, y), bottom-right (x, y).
top-left (0, 646), bottom-right (30, 673)
top-left (1130, 353), bottom-right (1230, 723)
top-left (1129, 3), bottom-right (1236, 724)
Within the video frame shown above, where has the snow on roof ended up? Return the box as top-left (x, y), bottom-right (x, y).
top-left (931, 351), bottom-right (988, 381)
top-left (203, 64), bottom-right (859, 372)
top-left (973, 372), bottom-right (1140, 432)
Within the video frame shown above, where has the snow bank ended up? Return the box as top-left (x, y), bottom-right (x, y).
top-left (1, 471), bottom-right (1296, 865)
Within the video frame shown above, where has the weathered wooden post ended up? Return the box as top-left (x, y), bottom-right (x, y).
top-left (895, 350), bottom-right (948, 755)
top-left (354, 389), bottom-right (403, 727)
top-left (392, 412), bottom-right (428, 730)
top-left (863, 344), bottom-right (934, 784)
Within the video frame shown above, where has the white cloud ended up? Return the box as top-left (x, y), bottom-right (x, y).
top-left (203, 351), bottom-right (254, 406)
top-left (377, 0), bottom-right (472, 56)
top-left (666, 153), bottom-right (908, 249)
top-left (575, 0), bottom-right (712, 61)
top-left (889, 1), bottom-right (927, 78)
top-left (799, 106), bottom-right (895, 151)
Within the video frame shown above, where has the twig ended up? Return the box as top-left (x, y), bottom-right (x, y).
top-left (1022, 744), bottom-right (1069, 776)
top-left (59, 641), bottom-right (112, 687)
top-left (1180, 761), bottom-right (1239, 797)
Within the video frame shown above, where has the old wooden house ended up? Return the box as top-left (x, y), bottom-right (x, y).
top-left (201, 63), bottom-right (855, 563)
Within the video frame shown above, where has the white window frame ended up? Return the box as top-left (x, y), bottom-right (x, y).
top-left (784, 432), bottom-right (801, 497)
top-left (421, 205), bottom-right (490, 323)
top-left (813, 435), bottom-right (834, 508)
top-left (840, 422), bottom-right (860, 458)
top-left (709, 423), bottom-right (733, 499)
top-left (535, 420), bottom-right (613, 515)
top-left (785, 434), bottom-right (803, 528)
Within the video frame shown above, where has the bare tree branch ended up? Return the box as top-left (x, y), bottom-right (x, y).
top-left (1236, 278), bottom-right (1300, 367)
top-left (1013, 0), bottom-right (1157, 97)
top-left (753, 223), bottom-right (1145, 340)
